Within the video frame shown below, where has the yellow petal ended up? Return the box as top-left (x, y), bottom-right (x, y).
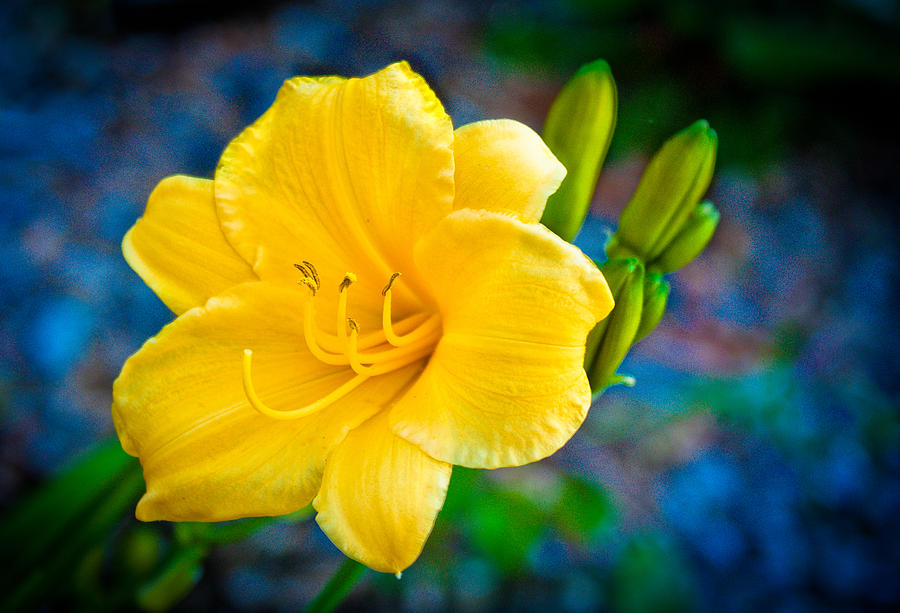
top-left (112, 282), bottom-right (421, 522)
top-left (123, 175), bottom-right (255, 315)
top-left (314, 411), bottom-right (451, 574)
top-left (453, 120), bottom-right (565, 222)
top-left (391, 209), bottom-right (613, 469)
top-left (214, 62), bottom-right (454, 313)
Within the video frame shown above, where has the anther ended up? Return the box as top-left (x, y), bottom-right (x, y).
top-left (381, 273), bottom-right (442, 347)
top-left (297, 277), bottom-right (317, 295)
top-left (339, 272), bottom-right (357, 291)
top-left (302, 260), bottom-right (320, 289)
top-left (382, 272), bottom-right (401, 296)
top-left (336, 273), bottom-right (356, 349)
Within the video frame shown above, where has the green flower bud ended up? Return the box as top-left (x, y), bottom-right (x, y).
top-left (613, 119), bottom-right (717, 261)
top-left (584, 257), bottom-right (635, 372)
top-left (649, 201), bottom-right (720, 273)
top-left (633, 272), bottom-right (670, 343)
top-left (587, 257), bottom-right (644, 392)
top-left (541, 59), bottom-right (617, 242)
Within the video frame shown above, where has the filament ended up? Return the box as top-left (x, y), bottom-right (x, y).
top-left (336, 273), bottom-right (356, 351)
top-left (244, 266), bottom-right (441, 421)
top-left (242, 349), bottom-right (368, 420)
top-left (346, 320), bottom-right (437, 376)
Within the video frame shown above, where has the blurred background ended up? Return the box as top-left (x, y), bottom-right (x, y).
top-left (1, 0), bottom-right (899, 611)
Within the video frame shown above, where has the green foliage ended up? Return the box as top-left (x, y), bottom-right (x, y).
top-left (137, 545), bottom-right (206, 612)
top-left (551, 476), bottom-right (618, 543)
top-left (0, 439), bottom-right (144, 612)
top-left (469, 488), bottom-right (546, 574)
top-left (0, 436), bottom-right (308, 611)
top-left (437, 468), bottom-right (620, 577)
top-left (610, 534), bottom-right (697, 613)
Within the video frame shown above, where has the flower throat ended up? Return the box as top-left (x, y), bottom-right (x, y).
top-left (242, 262), bottom-right (440, 420)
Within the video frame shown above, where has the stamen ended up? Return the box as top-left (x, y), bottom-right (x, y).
top-left (242, 349), bottom-right (368, 420)
top-left (247, 265), bottom-right (442, 421)
top-left (315, 312), bottom-right (431, 354)
top-left (382, 272), bottom-right (401, 296)
top-left (381, 274), bottom-right (442, 347)
top-left (336, 273), bottom-right (356, 350)
top-left (303, 299), bottom-right (350, 365)
top-left (346, 319), bottom-right (438, 376)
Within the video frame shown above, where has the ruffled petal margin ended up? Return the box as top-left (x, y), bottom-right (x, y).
top-left (391, 209), bottom-right (613, 469)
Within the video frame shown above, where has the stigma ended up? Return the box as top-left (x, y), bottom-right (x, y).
top-left (242, 263), bottom-right (440, 420)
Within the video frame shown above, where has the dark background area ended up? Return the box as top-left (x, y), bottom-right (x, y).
top-left (2, 0), bottom-right (899, 611)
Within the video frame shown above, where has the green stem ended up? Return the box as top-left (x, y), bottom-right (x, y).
top-left (304, 557), bottom-right (367, 613)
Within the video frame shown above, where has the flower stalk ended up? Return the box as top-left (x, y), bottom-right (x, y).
top-left (304, 558), bottom-right (368, 613)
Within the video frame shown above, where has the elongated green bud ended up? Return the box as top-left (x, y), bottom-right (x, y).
top-left (584, 257), bottom-right (636, 373)
top-left (541, 59), bottom-right (617, 241)
top-left (587, 258), bottom-right (644, 392)
top-left (612, 120), bottom-right (717, 261)
top-left (650, 200), bottom-right (720, 273)
top-left (633, 272), bottom-right (670, 343)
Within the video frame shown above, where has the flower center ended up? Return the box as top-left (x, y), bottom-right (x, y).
top-left (242, 263), bottom-right (441, 420)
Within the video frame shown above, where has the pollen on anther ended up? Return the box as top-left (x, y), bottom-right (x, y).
top-left (297, 278), bottom-right (317, 295)
top-left (339, 272), bottom-right (357, 290)
top-left (301, 260), bottom-right (320, 289)
top-left (294, 261), bottom-right (321, 291)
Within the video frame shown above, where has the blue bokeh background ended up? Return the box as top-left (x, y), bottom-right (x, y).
top-left (2, 0), bottom-right (898, 610)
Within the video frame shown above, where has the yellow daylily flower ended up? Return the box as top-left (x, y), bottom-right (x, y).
top-left (113, 62), bottom-right (614, 575)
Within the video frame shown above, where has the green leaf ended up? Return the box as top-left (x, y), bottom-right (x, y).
top-left (3, 457), bottom-right (144, 611)
top-left (0, 438), bottom-right (143, 611)
top-left (303, 558), bottom-right (367, 613)
top-left (136, 545), bottom-right (207, 612)
top-left (552, 477), bottom-right (618, 543)
top-left (467, 488), bottom-right (545, 574)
